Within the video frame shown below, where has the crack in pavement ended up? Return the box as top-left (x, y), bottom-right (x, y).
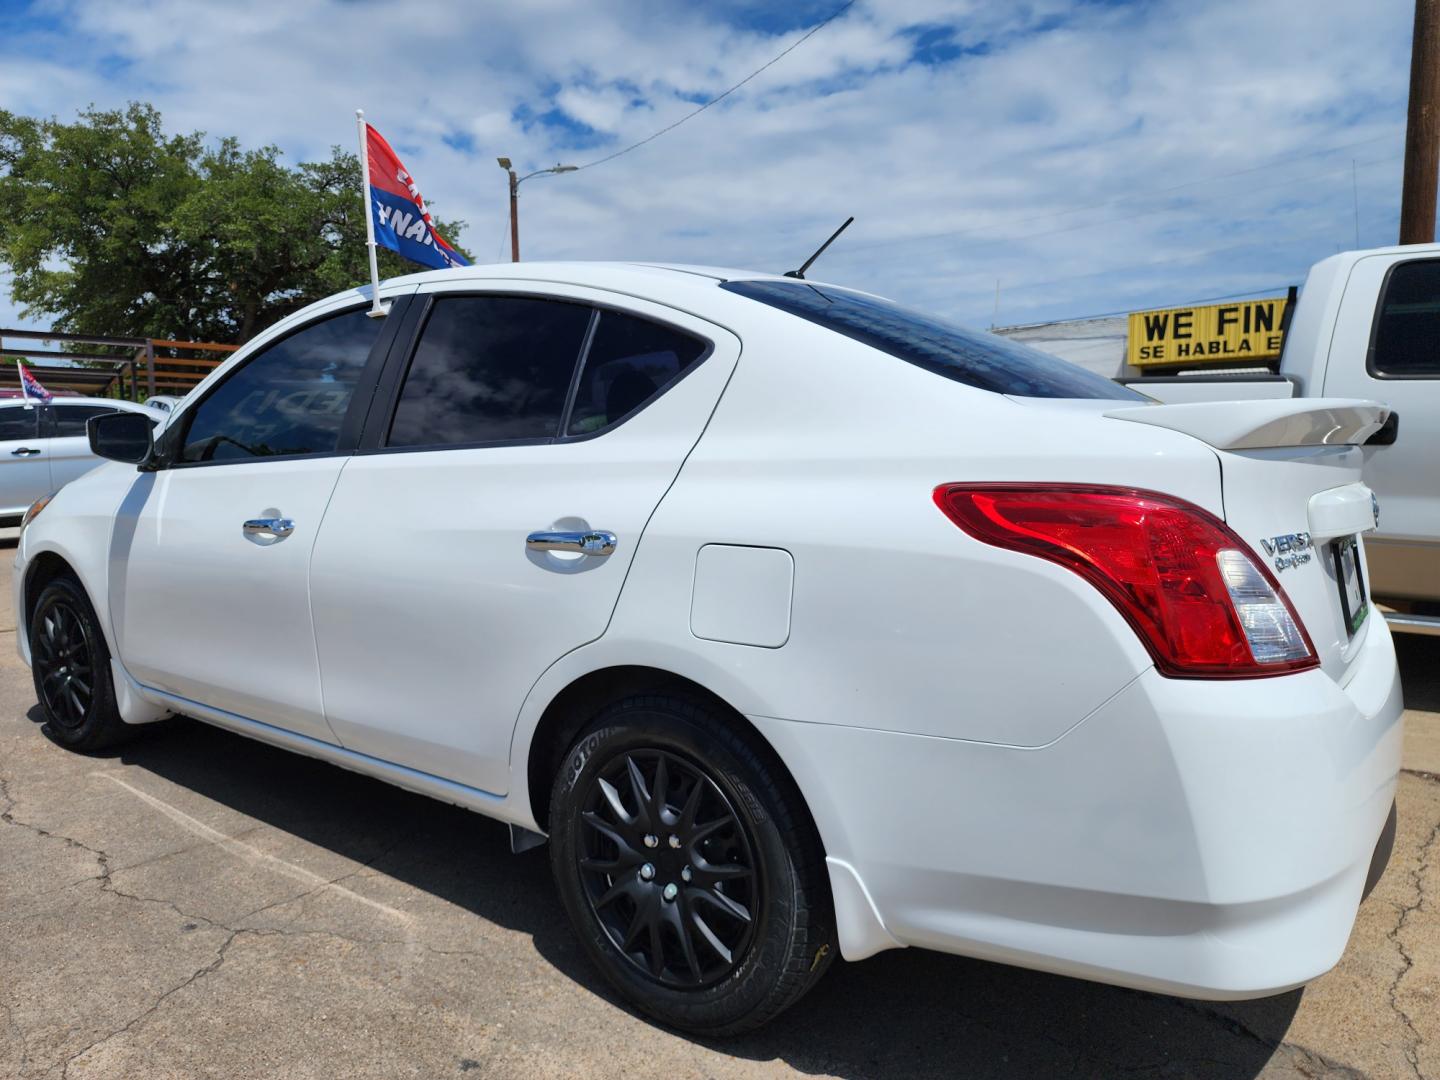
top-left (58, 928), bottom-right (241, 1080)
top-left (0, 993), bottom-right (31, 1078)
top-left (1386, 809), bottom-right (1440, 1080)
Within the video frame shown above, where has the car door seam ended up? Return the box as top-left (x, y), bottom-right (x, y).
top-left (307, 453), bottom-right (360, 748)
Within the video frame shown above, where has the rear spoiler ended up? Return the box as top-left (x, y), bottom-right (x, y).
top-left (1103, 398), bottom-right (1390, 450)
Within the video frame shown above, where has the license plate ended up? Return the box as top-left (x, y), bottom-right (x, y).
top-left (1332, 536), bottom-right (1368, 636)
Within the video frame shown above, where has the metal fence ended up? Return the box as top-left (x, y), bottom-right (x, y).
top-left (0, 328), bottom-right (239, 401)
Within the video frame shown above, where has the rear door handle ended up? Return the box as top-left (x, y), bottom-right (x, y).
top-left (526, 530), bottom-right (616, 556)
top-left (11, 447), bottom-right (41, 456)
top-left (243, 517), bottom-right (295, 539)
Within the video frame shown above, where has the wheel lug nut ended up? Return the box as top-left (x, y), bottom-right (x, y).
top-left (643, 834), bottom-right (658, 848)
top-left (639, 863), bottom-right (655, 881)
top-left (662, 883), bottom-right (678, 901)
top-left (668, 835), bottom-right (682, 849)
top-left (681, 866), bottom-right (693, 883)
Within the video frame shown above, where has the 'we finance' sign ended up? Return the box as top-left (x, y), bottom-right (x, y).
top-left (1127, 297), bottom-right (1288, 367)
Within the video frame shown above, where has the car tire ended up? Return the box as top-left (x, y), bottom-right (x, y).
top-left (29, 575), bottom-right (131, 752)
top-left (549, 693), bottom-right (835, 1035)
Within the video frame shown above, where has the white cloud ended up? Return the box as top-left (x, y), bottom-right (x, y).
top-left (0, 0), bottom-right (1419, 337)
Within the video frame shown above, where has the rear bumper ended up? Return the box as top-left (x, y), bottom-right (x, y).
top-left (753, 616), bottom-right (1403, 999)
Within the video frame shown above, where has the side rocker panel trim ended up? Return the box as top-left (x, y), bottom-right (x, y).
top-left (136, 684), bottom-right (531, 824)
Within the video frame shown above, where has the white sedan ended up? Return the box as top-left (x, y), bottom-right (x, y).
top-left (13, 263), bottom-right (1402, 1034)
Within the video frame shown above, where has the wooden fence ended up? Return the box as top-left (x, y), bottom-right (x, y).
top-left (0, 328), bottom-right (239, 402)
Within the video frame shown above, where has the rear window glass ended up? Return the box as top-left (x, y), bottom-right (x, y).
top-left (1370, 260), bottom-right (1440, 377)
top-left (566, 311), bottom-right (707, 435)
top-left (721, 280), bottom-right (1145, 400)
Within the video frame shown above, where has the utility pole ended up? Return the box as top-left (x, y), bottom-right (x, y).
top-left (1400, 0), bottom-right (1440, 244)
top-left (503, 162), bottom-right (521, 261)
top-left (496, 158), bottom-right (578, 263)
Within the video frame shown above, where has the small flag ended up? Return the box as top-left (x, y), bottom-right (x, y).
top-left (18, 362), bottom-right (52, 404)
top-left (363, 124), bottom-right (469, 271)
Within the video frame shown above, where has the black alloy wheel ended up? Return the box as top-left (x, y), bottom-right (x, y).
top-left (550, 694), bottom-right (835, 1035)
top-left (33, 596), bottom-right (95, 730)
top-left (29, 575), bottom-right (131, 752)
top-left (577, 748), bottom-right (760, 988)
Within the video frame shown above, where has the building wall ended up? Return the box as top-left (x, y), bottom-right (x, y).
top-left (994, 316), bottom-right (1130, 379)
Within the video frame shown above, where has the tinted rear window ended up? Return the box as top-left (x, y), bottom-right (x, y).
top-left (566, 311), bottom-right (707, 435)
top-left (721, 280), bottom-right (1145, 400)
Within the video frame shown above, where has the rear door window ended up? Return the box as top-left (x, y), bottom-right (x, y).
top-left (387, 295), bottom-right (593, 447)
top-left (566, 311), bottom-right (707, 435)
top-left (721, 279), bottom-right (1145, 400)
top-left (1370, 260), bottom-right (1440, 377)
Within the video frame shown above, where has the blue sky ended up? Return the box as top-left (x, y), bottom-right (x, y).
top-left (0, 0), bottom-right (1421, 334)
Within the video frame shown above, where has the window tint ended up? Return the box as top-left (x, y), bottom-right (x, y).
top-left (388, 295), bottom-right (592, 447)
top-left (567, 311), bottom-right (706, 435)
top-left (1371, 260), bottom-right (1440, 377)
top-left (180, 308), bottom-right (380, 463)
top-left (0, 406), bottom-right (38, 440)
top-left (721, 280), bottom-right (1146, 400)
top-left (52, 405), bottom-right (132, 437)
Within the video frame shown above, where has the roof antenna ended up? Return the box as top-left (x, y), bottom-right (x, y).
top-left (784, 216), bottom-right (854, 279)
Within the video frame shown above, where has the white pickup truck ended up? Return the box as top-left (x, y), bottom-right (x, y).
top-left (1122, 243), bottom-right (1440, 634)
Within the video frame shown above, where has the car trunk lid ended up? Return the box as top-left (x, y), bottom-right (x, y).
top-left (1105, 398), bottom-right (1387, 682)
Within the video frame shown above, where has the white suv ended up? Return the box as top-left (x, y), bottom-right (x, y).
top-left (14, 264), bottom-right (1403, 1034)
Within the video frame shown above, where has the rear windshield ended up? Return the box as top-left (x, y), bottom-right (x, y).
top-left (721, 279), bottom-right (1146, 400)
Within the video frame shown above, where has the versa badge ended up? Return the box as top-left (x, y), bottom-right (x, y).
top-left (1260, 531), bottom-right (1313, 571)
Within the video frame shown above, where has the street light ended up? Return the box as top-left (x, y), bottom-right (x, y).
top-left (497, 158), bottom-right (578, 262)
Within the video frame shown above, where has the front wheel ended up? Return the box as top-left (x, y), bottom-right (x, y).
top-left (549, 694), bottom-right (834, 1035)
top-left (29, 575), bottom-right (130, 752)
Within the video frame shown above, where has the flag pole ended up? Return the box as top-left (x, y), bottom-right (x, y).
top-left (356, 109), bottom-right (389, 318)
top-left (18, 361), bottom-right (31, 410)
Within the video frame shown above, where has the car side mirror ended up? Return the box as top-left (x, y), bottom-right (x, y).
top-left (87, 412), bottom-right (155, 465)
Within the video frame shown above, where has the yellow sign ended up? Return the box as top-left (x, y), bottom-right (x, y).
top-left (1128, 297), bottom-right (1288, 367)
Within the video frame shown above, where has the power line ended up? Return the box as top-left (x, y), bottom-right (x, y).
top-left (575, 1), bottom-right (855, 171)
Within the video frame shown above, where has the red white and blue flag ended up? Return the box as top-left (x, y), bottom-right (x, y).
top-left (364, 124), bottom-right (469, 271)
top-left (17, 362), bottom-right (52, 404)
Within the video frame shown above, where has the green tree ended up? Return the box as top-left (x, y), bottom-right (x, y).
top-left (0, 103), bottom-right (469, 344)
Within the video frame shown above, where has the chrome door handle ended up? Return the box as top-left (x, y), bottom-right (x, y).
top-left (526, 530), bottom-right (616, 556)
top-left (11, 447), bottom-right (40, 456)
top-left (243, 517), bottom-right (295, 538)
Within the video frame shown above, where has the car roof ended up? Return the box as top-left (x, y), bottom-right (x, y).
top-left (379, 261), bottom-right (808, 303)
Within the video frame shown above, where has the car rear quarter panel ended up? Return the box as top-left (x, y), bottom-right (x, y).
top-left (577, 311), bottom-right (1227, 749)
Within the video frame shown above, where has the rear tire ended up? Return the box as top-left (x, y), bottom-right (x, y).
top-left (549, 693), bottom-right (834, 1035)
top-left (29, 575), bottom-right (131, 752)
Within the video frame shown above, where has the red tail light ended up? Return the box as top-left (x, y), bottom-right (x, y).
top-left (933, 484), bottom-right (1317, 679)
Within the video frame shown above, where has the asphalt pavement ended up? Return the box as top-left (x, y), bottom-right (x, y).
top-left (2, 538), bottom-right (1437, 1080)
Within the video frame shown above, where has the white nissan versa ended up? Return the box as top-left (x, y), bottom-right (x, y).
top-left (13, 263), bottom-right (1402, 1034)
